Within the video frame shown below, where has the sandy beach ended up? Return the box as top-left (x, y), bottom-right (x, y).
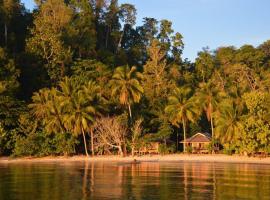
top-left (1, 154), bottom-right (270, 164)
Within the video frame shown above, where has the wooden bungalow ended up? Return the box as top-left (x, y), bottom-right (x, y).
top-left (180, 133), bottom-right (212, 154)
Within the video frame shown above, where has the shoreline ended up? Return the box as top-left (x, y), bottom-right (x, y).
top-left (2, 154), bottom-right (270, 165)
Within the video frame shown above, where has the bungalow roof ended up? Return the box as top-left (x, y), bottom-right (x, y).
top-left (180, 132), bottom-right (211, 143)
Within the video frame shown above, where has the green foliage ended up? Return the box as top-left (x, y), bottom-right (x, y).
top-left (110, 65), bottom-right (143, 120)
top-left (0, 123), bottom-right (17, 155)
top-left (233, 91), bottom-right (270, 155)
top-left (13, 132), bottom-right (78, 157)
top-left (222, 143), bottom-right (235, 155)
top-left (158, 143), bottom-right (176, 155)
top-left (110, 65), bottom-right (143, 105)
top-left (195, 49), bottom-right (215, 82)
top-left (156, 121), bottom-right (173, 141)
top-left (215, 99), bottom-right (244, 144)
top-left (27, 0), bottom-right (73, 82)
top-left (207, 139), bottom-right (219, 153)
top-left (1, 0), bottom-right (270, 157)
top-left (67, 0), bottom-right (96, 58)
top-left (0, 48), bottom-right (20, 94)
top-left (165, 86), bottom-right (198, 152)
top-left (243, 91), bottom-right (270, 117)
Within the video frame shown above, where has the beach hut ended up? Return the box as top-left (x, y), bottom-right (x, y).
top-left (180, 133), bottom-right (212, 154)
top-left (134, 142), bottom-right (160, 155)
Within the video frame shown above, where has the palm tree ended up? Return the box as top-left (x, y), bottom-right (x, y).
top-left (29, 88), bottom-right (66, 134)
top-left (165, 86), bottom-right (198, 152)
top-left (61, 78), bottom-right (101, 156)
top-left (195, 81), bottom-right (225, 140)
top-left (29, 88), bottom-right (51, 119)
top-left (109, 65), bottom-right (143, 120)
top-left (215, 99), bottom-right (244, 144)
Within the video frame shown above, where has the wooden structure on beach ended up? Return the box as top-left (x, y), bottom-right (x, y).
top-left (134, 142), bottom-right (160, 155)
top-left (180, 133), bottom-right (212, 154)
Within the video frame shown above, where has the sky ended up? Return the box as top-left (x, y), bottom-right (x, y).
top-left (21, 0), bottom-right (270, 61)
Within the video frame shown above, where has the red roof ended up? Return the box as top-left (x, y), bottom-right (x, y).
top-left (180, 133), bottom-right (211, 143)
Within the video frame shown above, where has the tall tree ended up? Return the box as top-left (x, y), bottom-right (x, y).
top-left (0, 48), bottom-right (22, 130)
top-left (1, 0), bottom-right (20, 47)
top-left (195, 48), bottom-right (215, 83)
top-left (215, 99), bottom-right (243, 144)
top-left (195, 81), bottom-right (225, 140)
top-left (165, 86), bottom-right (198, 152)
top-left (110, 65), bottom-right (143, 120)
top-left (104, 0), bottom-right (120, 50)
top-left (27, 0), bottom-right (72, 82)
top-left (142, 39), bottom-right (171, 111)
top-left (117, 3), bottom-right (136, 52)
top-left (61, 78), bottom-right (102, 156)
top-left (139, 17), bottom-right (158, 46)
top-left (158, 19), bottom-right (173, 53)
top-left (68, 0), bottom-right (96, 58)
top-left (29, 88), bottom-right (66, 134)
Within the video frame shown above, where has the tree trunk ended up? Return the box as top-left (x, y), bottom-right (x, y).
top-left (131, 146), bottom-right (135, 157)
top-left (209, 103), bottom-right (214, 140)
top-left (210, 113), bottom-right (214, 139)
top-left (128, 103), bottom-right (132, 121)
top-left (117, 24), bottom-right (126, 53)
top-left (82, 128), bottom-right (89, 157)
top-left (176, 130), bottom-right (179, 151)
top-left (210, 112), bottom-right (215, 154)
top-left (122, 143), bottom-right (127, 157)
top-left (105, 25), bottom-right (110, 49)
top-left (119, 147), bottom-right (124, 157)
top-left (61, 62), bottom-right (65, 78)
top-left (90, 128), bottom-right (94, 156)
top-left (182, 119), bottom-right (187, 153)
top-left (4, 23), bottom-right (7, 47)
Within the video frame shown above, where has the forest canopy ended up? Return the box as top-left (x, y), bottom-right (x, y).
top-left (1, 0), bottom-right (270, 157)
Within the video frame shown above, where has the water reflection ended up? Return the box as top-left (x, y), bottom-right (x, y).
top-left (0, 161), bottom-right (270, 200)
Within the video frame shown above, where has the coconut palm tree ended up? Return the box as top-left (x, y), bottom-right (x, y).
top-left (165, 86), bottom-right (198, 152)
top-left (195, 81), bottom-right (225, 140)
top-left (61, 79), bottom-right (101, 156)
top-left (215, 99), bottom-right (244, 144)
top-left (29, 88), bottom-right (66, 134)
top-left (29, 88), bottom-right (51, 119)
top-left (109, 65), bottom-right (143, 120)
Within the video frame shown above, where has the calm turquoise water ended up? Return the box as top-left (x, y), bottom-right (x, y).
top-left (0, 161), bottom-right (270, 200)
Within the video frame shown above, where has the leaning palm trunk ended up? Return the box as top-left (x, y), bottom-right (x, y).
top-left (182, 119), bottom-right (187, 153)
top-left (82, 128), bottom-right (89, 157)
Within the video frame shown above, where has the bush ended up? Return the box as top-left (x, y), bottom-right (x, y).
top-left (53, 133), bottom-right (78, 156)
top-left (223, 143), bottom-right (235, 155)
top-left (0, 125), bottom-right (18, 156)
top-left (207, 139), bottom-right (219, 153)
top-left (186, 146), bottom-right (192, 154)
top-left (13, 132), bottom-right (78, 157)
top-left (158, 143), bottom-right (176, 155)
